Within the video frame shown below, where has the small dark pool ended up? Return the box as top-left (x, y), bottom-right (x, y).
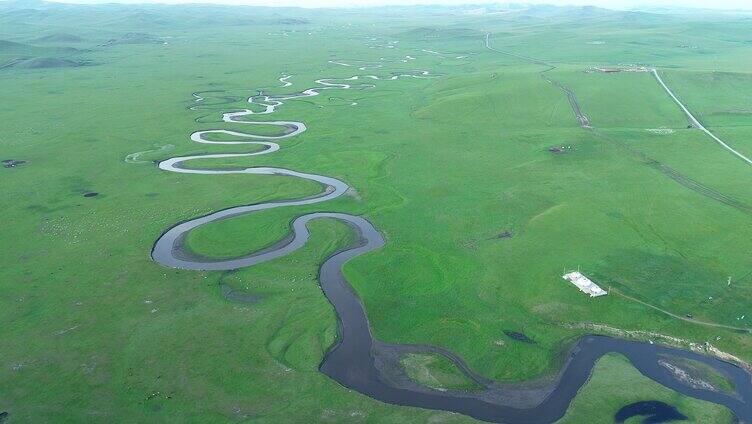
top-left (2, 159), bottom-right (26, 168)
top-left (615, 401), bottom-right (687, 423)
top-left (504, 330), bottom-right (535, 344)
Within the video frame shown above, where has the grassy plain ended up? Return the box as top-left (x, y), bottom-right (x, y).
top-left (1, 1), bottom-right (751, 422)
top-left (559, 354), bottom-right (733, 423)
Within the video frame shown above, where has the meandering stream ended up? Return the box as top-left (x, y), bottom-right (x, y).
top-left (151, 68), bottom-right (752, 423)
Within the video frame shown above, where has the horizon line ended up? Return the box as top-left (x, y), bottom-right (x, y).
top-left (20, 0), bottom-right (751, 12)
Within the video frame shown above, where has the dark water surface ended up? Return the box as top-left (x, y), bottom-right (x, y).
top-left (614, 401), bottom-right (687, 423)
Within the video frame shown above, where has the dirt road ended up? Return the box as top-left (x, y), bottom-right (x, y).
top-left (652, 69), bottom-right (752, 166)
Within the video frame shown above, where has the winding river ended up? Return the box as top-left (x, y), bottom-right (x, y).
top-left (151, 67), bottom-right (752, 423)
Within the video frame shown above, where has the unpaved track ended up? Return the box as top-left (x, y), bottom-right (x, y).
top-left (486, 32), bottom-right (752, 167)
top-left (651, 69), bottom-right (752, 166)
top-left (484, 34), bottom-right (589, 128)
top-left (484, 33), bottom-right (752, 214)
top-left (611, 288), bottom-right (751, 333)
top-left (545, 77), bottom-right (590, 128)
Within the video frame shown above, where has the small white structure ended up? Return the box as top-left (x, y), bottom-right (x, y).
top-left (562, 271), bottom-right (607, 297)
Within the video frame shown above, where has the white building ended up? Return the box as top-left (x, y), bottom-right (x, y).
top-left (562, 271), bottom-right (607, 297)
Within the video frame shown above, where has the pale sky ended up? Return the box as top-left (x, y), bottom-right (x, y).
top-left (45, 0), bottom-right (752, 10)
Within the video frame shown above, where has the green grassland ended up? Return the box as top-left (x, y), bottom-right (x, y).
top-left (1, 1), bottom-right (751, 422)
top-left (559, 354), bottom-right (733, 423)
top-left (400, 353), bottom-right (483, 391)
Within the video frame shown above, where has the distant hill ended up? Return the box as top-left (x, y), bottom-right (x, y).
top-left (276, 18), bottom-right (309, 25)
top-left (0, 39), bottom-right (80, 56)
top-left (99, 32), bottom-right (162, 47)
top-left (0, 0), bottom-right (312, 30)
top-left (398, 27), bottom-right (481, 39)
top-left (0, 57), bottom-right (88, 70)
top-left (33, 33), bottom-right (84, 43)
top-left (507, 4), bottom-right (616, 20)
top-left (0, 39), bottom-right (33, 53)
top-left (0, 0), bottom-right (46, 10)
top-left (489, 4), bottom-right (672, 25)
